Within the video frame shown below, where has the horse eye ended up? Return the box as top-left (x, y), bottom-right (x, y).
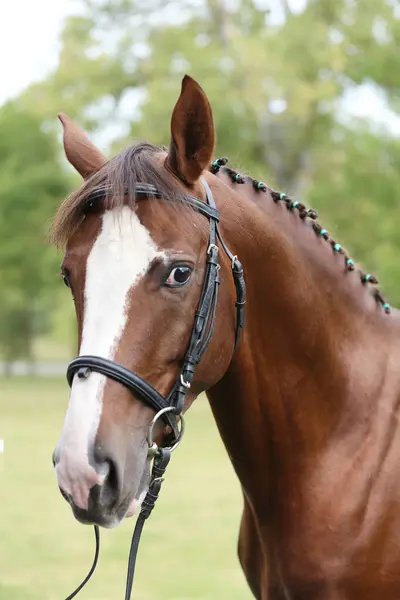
top-left (61, 270), bottom-right (71, 288)
top-left (85, 199), bottom-right (97, 212)
top-left (84, 194), bottom-right (102, 214)
top-left (165, 266), bottom-right (192, 287)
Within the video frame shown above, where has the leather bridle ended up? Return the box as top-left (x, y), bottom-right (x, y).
top-left (63, 177), bottom-right (246, 600)
top-left (66, 178), bottom-right (245, 443)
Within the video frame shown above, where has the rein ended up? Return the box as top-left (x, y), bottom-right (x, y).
top-left (63, 177), bottom-right (246, 599)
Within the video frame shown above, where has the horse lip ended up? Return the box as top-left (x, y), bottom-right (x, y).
top-left (71, 503), bottom-right (124, 529)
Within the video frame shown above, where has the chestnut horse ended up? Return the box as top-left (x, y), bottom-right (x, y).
top-left (51, 75), bottom-right (400, 599)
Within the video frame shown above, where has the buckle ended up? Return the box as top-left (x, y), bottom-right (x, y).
top-left (207, 243), bottom-right (219, 255)
top-left (180, 374), bottom-right (191, 389)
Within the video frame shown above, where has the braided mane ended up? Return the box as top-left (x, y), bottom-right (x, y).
top-left (210, 157), bottom-right (390, 315)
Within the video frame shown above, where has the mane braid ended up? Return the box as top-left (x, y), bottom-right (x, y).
top-left (225, 167), bottom-right (246, 184)
top-left (209, 157), bottom-right (391, 315)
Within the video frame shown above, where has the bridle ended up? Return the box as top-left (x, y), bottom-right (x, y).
top-left (63, 177), bottom-right (246, 600)
top-left (66, 178), bottom-right (245, 439)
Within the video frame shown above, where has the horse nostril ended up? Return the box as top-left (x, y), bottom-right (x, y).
top-left (93, 445), bottom-right (111, 476)
top-left (92, 446), bottom-right (121, 507)
top-left (100, 458), bottom-right (120, 507)
top-left (105, 458), bottom-right (118, 492)
top-left (52, 449), bottom-right (59, 467)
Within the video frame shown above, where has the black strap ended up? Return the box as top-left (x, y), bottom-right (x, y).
top-left (124, 448), bottom-right (171, 599)
top-left (63, 450), bottom-right (171, 600)
top-left (67, 356), bottom-right (179, 434)
top-left (202, 179), bottom-right (246, 351)
top-left (63, 525), bottom-right (100, 600)
top-left (232, 258), bottom-right (246, 351)
top-left (168, 178), bottom-right (221, 413)
top-left (87, 183), bottom-right (220, 222)
top-left (215, 224), bottom-right (246, 351)
top-left (67, 356), bottom-right (170, 413)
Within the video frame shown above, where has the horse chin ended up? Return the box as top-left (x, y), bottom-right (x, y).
top-left (125, 489), bottom-right (148, 519)
top-left (71, 503), bottom-right (128, 529)
top-left (67, 479), bottom-right (150, 529)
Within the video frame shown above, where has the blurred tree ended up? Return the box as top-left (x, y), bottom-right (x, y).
top-left (6, 0), bottom-right (400, 359)
top-left (308, 122), bottom-right (400, 302)
top-left (0, 103), bottom-right (70, 370)
top-left (20, 0), bottom-right (400, 184)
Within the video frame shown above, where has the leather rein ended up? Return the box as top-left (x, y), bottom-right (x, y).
top-left (63, 177), bottom-right (246, 600)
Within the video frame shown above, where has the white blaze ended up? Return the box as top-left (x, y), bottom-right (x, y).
top-left (55, 207), bottom-right (164, 508)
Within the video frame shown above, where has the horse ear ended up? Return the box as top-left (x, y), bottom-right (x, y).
top-left (167, 75), bottom-right (215, 185)
top-left (58, 113), bottom-right (108, 178)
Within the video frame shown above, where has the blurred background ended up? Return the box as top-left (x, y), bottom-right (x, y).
top-left (0, 0), bottom-right (399, 598)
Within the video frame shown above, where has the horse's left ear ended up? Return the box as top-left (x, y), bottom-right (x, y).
top-left (58, 113), bottom-right (108, 178)
top-left (167, 75), bottom-right (215, 185)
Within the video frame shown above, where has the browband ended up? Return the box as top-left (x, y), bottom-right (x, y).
top-left (86, 183), bottom-right (220, 222)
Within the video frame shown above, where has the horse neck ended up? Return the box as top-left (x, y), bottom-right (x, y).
top-left (207, 179), bottom-right (398, 511)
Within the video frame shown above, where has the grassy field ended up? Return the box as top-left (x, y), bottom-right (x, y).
top-left (0, 377), bottom-right (252, 600)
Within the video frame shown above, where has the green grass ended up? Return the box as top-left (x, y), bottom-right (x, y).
top-left (0, 377), bottom-right (252, 600)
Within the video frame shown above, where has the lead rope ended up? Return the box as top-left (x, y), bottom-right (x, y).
top-left (124, 448), bottom-right (171, 599)
top-left (63, 448), bottom-right (171, 600)
top-left (64, 525), bottom-right (100, 600)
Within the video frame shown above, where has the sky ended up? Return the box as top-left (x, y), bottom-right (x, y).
top-left (0, 0), bottom-right (81, 106)
top-left (0, 0), bottom-right (399, 136)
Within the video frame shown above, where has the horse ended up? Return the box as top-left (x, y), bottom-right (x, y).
top-left (50, 74), bottom-right (400, 600)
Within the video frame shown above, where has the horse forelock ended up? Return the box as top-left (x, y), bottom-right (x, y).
top-left (48, 142), bottom-right (199, 248)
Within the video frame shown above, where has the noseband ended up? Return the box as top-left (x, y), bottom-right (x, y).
top-left (64, 178), bottom-right (246, 600)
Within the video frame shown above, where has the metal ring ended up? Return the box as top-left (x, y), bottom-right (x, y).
top-left (147, 442), bottom-right (158, 459)
top-left (147, 407), bottom-right (185, 456)
top-left (207, 243), bottom-right (218, 255)
top-left (167, 415), bottom-right (185, 453)
top-left (231, 254), bottom-right (238, 269)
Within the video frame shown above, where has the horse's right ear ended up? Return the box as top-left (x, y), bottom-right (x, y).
top-left (58, 113), bottom-right (108, 178)
top-left (167, 75), bottom-right (215, 185)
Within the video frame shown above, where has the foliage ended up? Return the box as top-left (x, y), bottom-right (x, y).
top-left (0, 103), bottom-right (70, 364)
top-left (2, 0), bottom-right (400, 358)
